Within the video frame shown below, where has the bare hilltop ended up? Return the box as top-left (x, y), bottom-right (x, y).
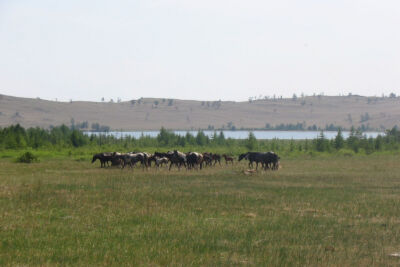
top-left (0, 94), bottom-right (399, 131)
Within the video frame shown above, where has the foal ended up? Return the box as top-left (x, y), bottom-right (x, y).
top-left (222, 154), bottom-right (234, 165)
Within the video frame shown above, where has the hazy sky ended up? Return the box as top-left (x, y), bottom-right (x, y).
top-left (1, 0), bottom-right (399, 102)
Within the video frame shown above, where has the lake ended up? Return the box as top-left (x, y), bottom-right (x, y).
top-left (85, 130), bottom-right (384, 140)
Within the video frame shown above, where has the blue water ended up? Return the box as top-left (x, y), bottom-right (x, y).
top-left (85, 130), bottom-right (384, 140)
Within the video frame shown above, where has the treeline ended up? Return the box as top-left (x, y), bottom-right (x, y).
top-left (1, 124), bottom-right (400, 155)
top-left (207, 122), bottom-right (378, 132)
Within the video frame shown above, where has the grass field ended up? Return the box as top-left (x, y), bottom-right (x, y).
top-left (1, 154), bottom-right (400, 266)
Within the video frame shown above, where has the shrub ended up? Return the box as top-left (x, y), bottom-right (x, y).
top-left (337, 149), bottom-right (355, 157)
top-left (16, 152), bottom-right (39, 163)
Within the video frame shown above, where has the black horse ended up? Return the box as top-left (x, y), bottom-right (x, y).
top-left (92, 152), bottom-right (114, 168)
top-left (186, 152), bottom-right (203, 170)
top-left (262, 151), bottom-right (280, 170)
top-left (238, 152), bottom-right (261, 169)
top-left (239, 152), bottom-right (280, 170)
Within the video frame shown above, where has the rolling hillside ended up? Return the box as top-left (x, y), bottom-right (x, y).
top-left (0, 94), bottom-right (399, 131)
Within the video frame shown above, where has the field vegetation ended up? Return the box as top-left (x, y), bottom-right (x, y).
top-left (1, 124), bottom-right (400, 157)
top-left (2, 125), bottom-right (400, 265)
top-left (1, 154), bottom-right (400, 265)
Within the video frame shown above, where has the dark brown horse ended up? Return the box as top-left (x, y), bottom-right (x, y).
top-left (202, 153), bottom-right (213, 167)
top-left (92, 152), bottom-right (114, 168)
top-left (222, 154), bottom-right (234, 165)
top-left (211, 153), bottom-right (222, 166)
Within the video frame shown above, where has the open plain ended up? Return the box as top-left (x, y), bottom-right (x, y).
top-left (1, 154), bottom-right (400, 265)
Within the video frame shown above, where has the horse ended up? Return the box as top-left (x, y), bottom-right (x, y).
top-left (238, 152), bottom-right (265, 170)
top-left (154, 157), bottom-right (169, 168)
top-left (239, 152), bottom-right (280, 170)
top-left (211, 153), bottom-right (222, 166)
top-left (168, 150), bottom-right (187, 170)
top-left (186, 152), bottom-right (203, 170)
top-left (154, 151), bottom-right (171, 158)
top-left (222, 154), bottom-right (234, 165)
top-left (92, 152), bottom-right (114, 168)
top-left (117, 153), bottom-right (148, 169)
top-left (142, 152), bottom-right (152, 167)
top-left (261, 152), bottom-right (280, 170)
top-left (147, 154), bottom-right (157, 167)
top-left (202, 153), bottom-right (213, 167)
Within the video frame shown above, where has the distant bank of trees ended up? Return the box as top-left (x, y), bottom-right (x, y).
top-left (1, 124), bottom-right (400, 155)
top-left (216, 122), bottom-right (377, 132)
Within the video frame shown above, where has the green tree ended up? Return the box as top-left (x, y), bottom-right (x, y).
top-left (315, 131), bottom-right (328, 152)
top-left (246, 132), bottom-right (257, 150)
top-left (157, 127), bottom-right (171, 145)
top-left (196, 131), bottom-right (208, 146)
top-left (334, 128), bottom-right (345, 150)
top-left (70, 130), bottom-right (86, 147)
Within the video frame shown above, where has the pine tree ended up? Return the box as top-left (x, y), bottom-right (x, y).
top-left (334, 128), bottom-right (344, 150)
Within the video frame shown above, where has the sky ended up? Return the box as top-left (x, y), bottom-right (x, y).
top-left (0, 0), bottom-right (399, 102)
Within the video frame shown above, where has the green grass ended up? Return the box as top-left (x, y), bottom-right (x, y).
top-left (1, 154), bottom-right (400, 266)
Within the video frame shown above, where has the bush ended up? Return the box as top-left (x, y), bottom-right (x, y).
top-left (336, 149), bottom-right (355, 157)
top-left (16, 152), bottom-right (39, 163)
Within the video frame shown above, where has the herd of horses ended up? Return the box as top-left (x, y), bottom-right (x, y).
top-left (92, 150), bottom-right (280, 171)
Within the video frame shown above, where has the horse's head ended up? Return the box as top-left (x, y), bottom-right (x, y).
top-left (92, 154), bottom-right (98, 163)
top-left (238, 153), bottom-right (247, 161)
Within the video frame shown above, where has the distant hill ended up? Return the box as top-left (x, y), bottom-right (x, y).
top-left (0, 94), bottom-right (399, 131)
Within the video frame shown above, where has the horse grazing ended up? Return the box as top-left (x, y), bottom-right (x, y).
top-left (92, 152), bottom-right (114, 168)
top-left (222, 154), bottom-right (234, 165)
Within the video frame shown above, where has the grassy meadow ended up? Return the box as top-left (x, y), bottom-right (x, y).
top-left (1, 153), bottom-right (400, 266)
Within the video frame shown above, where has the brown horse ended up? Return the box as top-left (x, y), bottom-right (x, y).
top-left (222, 154), bottom-right (234, 165)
